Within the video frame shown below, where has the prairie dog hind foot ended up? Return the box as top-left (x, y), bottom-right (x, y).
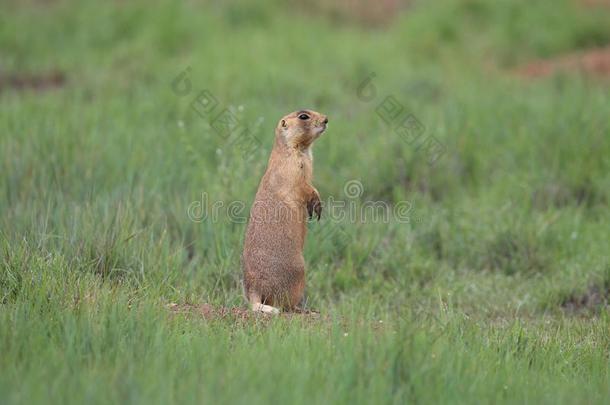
top-left (252, 302), bottom-right (280, 315)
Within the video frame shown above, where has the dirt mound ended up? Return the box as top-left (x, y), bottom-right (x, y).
top-left (517, 47), bottom-right (610, 78)
top-left (0, 70), bottom-right (65, 93)
top-left (167, 303), bottom-right (321, 321)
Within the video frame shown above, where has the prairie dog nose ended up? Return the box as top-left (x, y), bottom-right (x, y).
top-left (322, 117), bottom-right (328, 124)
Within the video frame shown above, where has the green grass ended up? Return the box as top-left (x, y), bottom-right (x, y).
top-left (1, 0), bottom-right (610, 403)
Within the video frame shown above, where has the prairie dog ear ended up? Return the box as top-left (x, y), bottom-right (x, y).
top-left (281, 119), bottom-right (287, 128)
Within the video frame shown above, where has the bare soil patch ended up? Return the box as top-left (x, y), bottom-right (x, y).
top-left (516, 47), bottom-right (610, 78)
top-left (167, 303), bottom-right (321, 321)
top-left (579, 0), bottom-right (610, 8)
top-left (295, 0), bottom-right (407, 28)
top-left (0, 70), bottom-right (65, 93)
top-left (561, 284), bottom-right (610, 314)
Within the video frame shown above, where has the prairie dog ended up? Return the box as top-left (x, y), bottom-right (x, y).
top-left (242, 109), bottom-right (328, 314)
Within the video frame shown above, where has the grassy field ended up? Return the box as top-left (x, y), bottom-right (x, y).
top-left (1, 0), bottom-right (610, 403)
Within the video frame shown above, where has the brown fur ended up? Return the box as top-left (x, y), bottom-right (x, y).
top-left (242, 109), bottom-right (328, 312)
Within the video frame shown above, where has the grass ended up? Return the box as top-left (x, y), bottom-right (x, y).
top-left (1, 0), bottom-right (610, 403)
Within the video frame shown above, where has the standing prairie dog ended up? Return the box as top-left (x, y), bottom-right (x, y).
top-left (242, 109), bottom-right (329, 314)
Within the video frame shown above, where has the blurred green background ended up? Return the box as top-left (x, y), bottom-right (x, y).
top-left (1, 0), bottom-right (610, 403)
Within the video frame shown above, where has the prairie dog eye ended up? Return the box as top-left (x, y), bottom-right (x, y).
top-left (298, 113), bottom-right (310, 120)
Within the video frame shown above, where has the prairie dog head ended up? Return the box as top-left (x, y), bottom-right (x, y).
top-left (275, 109), bottom-right (328, 149)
